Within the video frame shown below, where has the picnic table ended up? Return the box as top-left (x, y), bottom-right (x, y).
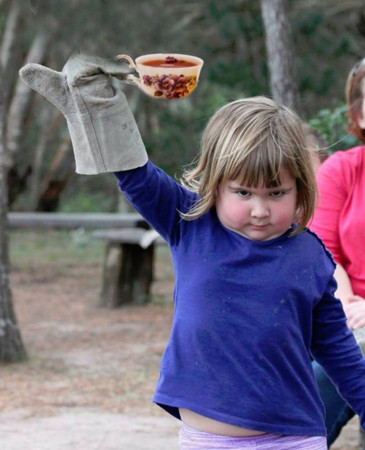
top-left (91, 228), bottom-right (165, 307)
top-left (8, 212), bottom-right (165, 307)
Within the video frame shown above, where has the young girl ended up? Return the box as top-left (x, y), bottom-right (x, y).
top-left (20, 57), bottom-right (365, 450)
top-left (114, 97), bottom-right (365, 450)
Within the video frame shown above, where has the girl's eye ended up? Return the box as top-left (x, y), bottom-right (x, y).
top-left (270, 191), bottom-right (284, 198)
top-left (237, 190), bottom-right (251, 197)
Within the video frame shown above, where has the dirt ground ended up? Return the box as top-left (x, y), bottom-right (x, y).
top-left (0, 242), bottom-right (361, 449)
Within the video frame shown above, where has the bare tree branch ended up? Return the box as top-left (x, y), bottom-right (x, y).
top-left (294, 0), bottom-right (364, 16)
top-left (29, 107), bottom-right (63, 209)
top-left (0, 60), bottom-right (27, 362)
top-left (0, 0), bottom-right (23, 109)
top-left (6, 29), bottom-right (52, 169)
top-left (35, 138), bottom-right (75, 212)
top-left (0, 0), bottom-right (21, 71)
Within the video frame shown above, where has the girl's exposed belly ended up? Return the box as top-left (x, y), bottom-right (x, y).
top-left (179, 408), bottom-right (266, 437)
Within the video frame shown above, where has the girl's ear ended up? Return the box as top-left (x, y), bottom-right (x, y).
top-left (294, 205), bottom-right (302, 222)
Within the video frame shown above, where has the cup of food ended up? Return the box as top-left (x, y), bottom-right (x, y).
top-left (115, 53), bottom-right (204, 99)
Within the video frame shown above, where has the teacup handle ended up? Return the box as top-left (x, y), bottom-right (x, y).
top-left (115, 54), bottom-right (141, 87)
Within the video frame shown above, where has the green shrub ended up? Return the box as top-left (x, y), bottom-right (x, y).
top-left (309, 103), bottom-right (359, 153)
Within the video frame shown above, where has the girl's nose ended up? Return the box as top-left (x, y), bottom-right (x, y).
top-left (250, 201), bottom-right (269, 218)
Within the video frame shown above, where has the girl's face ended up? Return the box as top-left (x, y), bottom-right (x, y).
top-left (216, 169), bottom-right (298, 241)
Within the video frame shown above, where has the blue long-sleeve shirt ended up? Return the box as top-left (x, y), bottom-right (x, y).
top-left (115, 160), bottom-right (365, 436)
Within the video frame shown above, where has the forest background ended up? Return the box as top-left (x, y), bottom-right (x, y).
top-left (0, 3), bottom-right (365, 444)
top-left (1, 0), bottom-right (365, 215)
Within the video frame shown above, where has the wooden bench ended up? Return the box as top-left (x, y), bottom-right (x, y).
top-left (91, 228), bottom-right (165, 307)
top-left (7, 212), bottom-right (147, 229)
top-left (8, 212), bottom-right (160, 307)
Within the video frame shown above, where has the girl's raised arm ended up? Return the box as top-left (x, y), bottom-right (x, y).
top-left (19, 53), bottom-right (194, 246)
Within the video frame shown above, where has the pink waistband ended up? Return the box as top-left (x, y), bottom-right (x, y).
top-left (178, 424), bottom-right (327, 449)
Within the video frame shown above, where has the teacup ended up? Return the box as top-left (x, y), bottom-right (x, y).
top-left (115, 53), bottom-right (204, 100)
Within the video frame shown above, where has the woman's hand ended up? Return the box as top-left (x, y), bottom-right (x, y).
top-left (343, 295), bottom-right (365, 329)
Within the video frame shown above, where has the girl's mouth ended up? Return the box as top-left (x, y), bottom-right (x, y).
top-left (251, 224), bottom-right (269, 229)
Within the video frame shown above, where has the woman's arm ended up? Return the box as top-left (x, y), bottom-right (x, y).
top-left (310, 153), bottom-right (347, 265)
top-left (334, 263), bottom-right (354, 302)
top-left (311, 153), bottom-right (365, 328)
top-left (334, 263), bottom-right (365, 329)
top-left (343, 295), bottom-right (365, 329)
top-left (311, 275), bottom-right (365, 429)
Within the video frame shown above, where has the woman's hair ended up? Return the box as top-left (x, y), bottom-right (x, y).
top-left (302, 123), bottom-right (328, 163)
top-left (181, 96), bottom-right (317, 235)
top-left (345, 57), bottom-right (365, 143)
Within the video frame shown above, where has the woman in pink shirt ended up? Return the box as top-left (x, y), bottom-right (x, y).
top-left (311, 57), bottom-right (365, 447)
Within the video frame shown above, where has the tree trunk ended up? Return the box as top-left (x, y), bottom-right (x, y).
top-left (0, 62), bottom-right (27, 362)
top-left (6, 28), bottom-right (52, 170)
top-left (260, 0), bottom-right (299, 109)
top-left (35, 138), bottom-right (75, 212)
top-left (0, 0), bottom-right (23, 109)
top-left (29, 107), bottom-right (63, 209)
top-left (6, 28), bottom-right (54, 206)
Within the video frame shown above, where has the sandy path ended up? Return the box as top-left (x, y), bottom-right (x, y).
top-left (2, 234), bottom-right (361, 449)
top-left (0, 409), bottom-right (181, 450)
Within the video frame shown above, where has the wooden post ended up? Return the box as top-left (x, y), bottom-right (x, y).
top-left (98, 242), bottom-right (155, 307)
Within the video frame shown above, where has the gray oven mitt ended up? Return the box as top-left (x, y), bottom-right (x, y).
top-left (19, 53), bottom-right (148, 174)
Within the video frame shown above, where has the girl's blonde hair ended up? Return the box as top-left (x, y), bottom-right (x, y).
top-left (345, 57), bottom-right (365, 143)
top-left (181, 96), bottom-right (317, 235)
